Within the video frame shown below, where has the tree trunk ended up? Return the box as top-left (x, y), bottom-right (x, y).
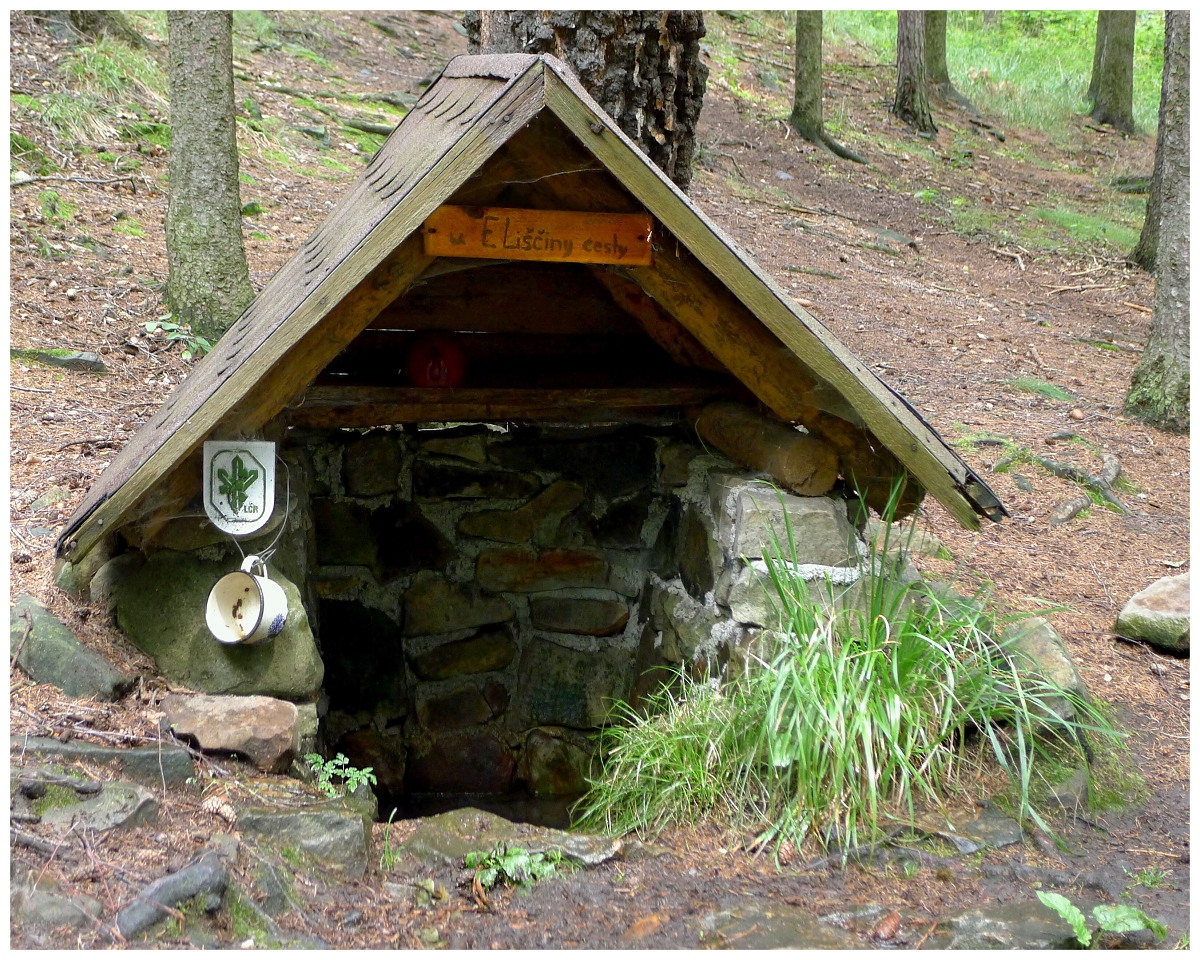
top-left (1131, 12), bottom-right (1179, 271)
top-left (893, 11), bottom-right (937, 134)
top-left (1089, 10), bottom-right (1136, 133)
top-left (788, 11), bottom-right (865, 163)
top-left (464, 10), bottom-right (709, 192)
top-left (165, 11), bottom-right (254, 343)
top-left (1126, 11), bottom-right (1189, 431)
top-left (790, 10), bottom-right (824, 143)
top-left (1087, 11), bottom-right (1111, 103)
top-left (925, 10), bottom-right (974, 109)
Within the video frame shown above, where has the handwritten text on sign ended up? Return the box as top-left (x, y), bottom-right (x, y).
top-left (423, 206), bottom-right (653, 266)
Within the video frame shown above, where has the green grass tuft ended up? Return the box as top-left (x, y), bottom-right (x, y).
top-left (1034, 207), bottom-right (1141, 250)
top-left (575, 487), bottom-right (1118, 854)
top-left (1007, 377), bottom-right (1073, 402)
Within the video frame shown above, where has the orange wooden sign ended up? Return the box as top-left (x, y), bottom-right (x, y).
top-left (422, 205), bottom-right (653, 266)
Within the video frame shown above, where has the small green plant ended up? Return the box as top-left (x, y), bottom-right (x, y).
top-left (1037, 890), bottom-right (1167, 947)
top-left (902, 859), bottom-right (920, 879)
top-left (1129, 866), bottom-right (1168, 889)
top-left (379, 808), bottom-right (401, 872)
top-left (1175, 931), bottom-right (1189, 949)
top-left (464, 844), bottom-right (563, 891)
top-left (113, 218), bottom-right (146, 238)
top-left (141, 317), bottom-right (213, 361)
top-left (304, 752), bottom-right (376, 798)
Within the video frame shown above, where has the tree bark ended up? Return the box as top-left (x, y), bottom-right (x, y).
top-left (1126, 11), bottom-right (1189, 431)
top-left (1089, 10), bottom-right (1136, 133)
top-left (789, 10), bottom-right (865, 163)
top-left (464, 10), bottom-right (709, 192)
top-left (893, 11), bottom-right (937, 134)
top-left (925, 10), bottom-right (974, 109)
top-left (1131, 12), bottom-right (1179, 271)
top-left (1087, 11), bottom-right (1111, 103)
top-left (165, 11), bottom-right (254, 343)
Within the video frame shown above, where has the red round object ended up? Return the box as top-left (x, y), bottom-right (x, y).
top-left (403, 332), bottom-right (466, 388)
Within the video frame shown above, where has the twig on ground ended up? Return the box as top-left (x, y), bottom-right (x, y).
top-left (914, 921), bottom-right (939, 949)
top-left (990, 247), bottom-right (1024, 271)
top-left (1122, 300), bottom-right (1152, 314)
top-left (11, 174), bottom-right (137, 190)
top-left (12, 827), bottom-right (65, 856)
top-left (12, 385), bottom-right (55, 394)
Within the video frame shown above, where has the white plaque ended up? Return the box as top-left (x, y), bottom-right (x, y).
top-left (203, 441), bottom-right (276, 536)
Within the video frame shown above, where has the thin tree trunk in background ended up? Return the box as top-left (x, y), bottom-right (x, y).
top-left (1087, 10), bottom-right (1111, 103)
top-left (1131, 11), bottom-right (1177, 271)
top-left (925, 10), bottom-right (974, 109)
top-left (789, 10), bottom-right (865, 163)
top-left (1126, 11), bottom-right (1189, 431)
top-left (1089, 10), bottom-right (1136, 132)
top-left (464, 10), bottom-right (709, 192)
top-left (982, 11), bottom-right (999, 29)
top-left (893, 11), bottom-right (937, 134)
top-left (165, 11), bottom-right (254, 343)
top-left (790, 10), bottom-right (824, 143)
top-left (925, 11), bottom-right (951, 88)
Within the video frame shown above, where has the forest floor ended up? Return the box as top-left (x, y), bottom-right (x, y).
top-left (9, 10), bottom-right (1189, 949)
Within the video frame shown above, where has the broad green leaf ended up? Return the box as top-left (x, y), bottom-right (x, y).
top-left (1094, 904), bottom-right (1166, 939)
top-left (1037, 891), bottom-right (1090, 946)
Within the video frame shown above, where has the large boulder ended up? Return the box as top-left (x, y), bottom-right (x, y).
top-left (1114, 573), bottom-right (1189, 654)
top-left (111, 551), bottom-right (323, 699)
top-left (10, 595), bottom-right (132, 700)
top-left (161, 694), bottom-right (299, 772)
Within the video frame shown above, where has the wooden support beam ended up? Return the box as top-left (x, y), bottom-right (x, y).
top-left (622, 247), bottom-right (850, 424)
top-left (287, 385), bottom-right (736, 428)
top-left (588, 266), bottom-right (727, 372)
top-left (695, 403), bottom-right (838, 497)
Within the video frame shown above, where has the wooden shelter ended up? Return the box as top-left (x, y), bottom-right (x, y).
top-left (57, 53), bottom-right (1003, 565)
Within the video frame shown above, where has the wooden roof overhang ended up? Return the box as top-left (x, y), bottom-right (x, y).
top-left (57, 54), bottom-right (1004, 565)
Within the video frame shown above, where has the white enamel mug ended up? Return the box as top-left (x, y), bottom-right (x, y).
top-left (205, 555), bottom-right (288, 645)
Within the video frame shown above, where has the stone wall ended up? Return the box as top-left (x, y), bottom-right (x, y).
top-left (287, 421), bottom-right (868, 812)
top-left (91, 418), bottom-right (876, 816)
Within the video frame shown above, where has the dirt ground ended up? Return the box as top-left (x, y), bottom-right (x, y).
top-left (9, 11), bottom-right (1189, 949)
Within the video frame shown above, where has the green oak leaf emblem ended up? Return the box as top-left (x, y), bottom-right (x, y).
top-left (217, 454), bottom-right (259, 515)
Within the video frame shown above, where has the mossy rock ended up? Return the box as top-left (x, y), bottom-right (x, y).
top-left (111, 550), bottom-right (323, 699)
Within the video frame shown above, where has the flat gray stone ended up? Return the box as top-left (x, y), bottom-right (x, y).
top-left (959, 804), bottom-right (1024, 848)
top-left (1115, 572), bottom-right (1189, 654)
top-left (864, 517), bottom-right (952, 560)
top-left (41, 781), bottom-right (158, 834)
top-left (11, 348), bottom-right (107, 373)
top-left (529, 597), bottom-right (629, 636)
top-left (399, 806), bottom-right (620, 868)
top-left (10, 595), bottom-right (133, 700)
top-left (403, 573), bottom-right (514, 637)
top-left (342, 432), bottom-right (402, 497)
top-left (701, 900), bottom-right (854, 948)
top-left (415, 685), bottom-right (494, 730)
top-left (457, 479), bottom-right (584, 544)
top-left (10, 736), bottom-right (195, 785)
top-left (237, 801), bottom-right (371, 878)
top-left (408, 627), bottom-right (517, 680)
top-left (11, 885), bottom-right (103, 930)
top-left (30, 486), bottom-right (71, 511)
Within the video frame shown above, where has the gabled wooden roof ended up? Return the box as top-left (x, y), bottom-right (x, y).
top-left (58, 53), bottom-right (1003, 563)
